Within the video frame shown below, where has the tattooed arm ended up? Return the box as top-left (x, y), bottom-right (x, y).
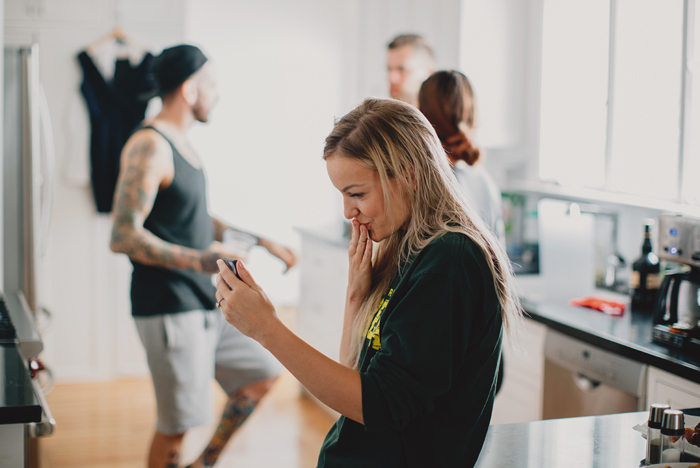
top-left (109, 130), bottom-right (224, 273)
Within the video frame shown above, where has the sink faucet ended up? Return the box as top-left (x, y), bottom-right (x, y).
top-left (567, 203), bottom-right (628, 293)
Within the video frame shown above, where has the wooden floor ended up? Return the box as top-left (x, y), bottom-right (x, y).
top-left (41, 306), bottom-right (337, 468)
top-left (42, 372), bottom-right (337, 468)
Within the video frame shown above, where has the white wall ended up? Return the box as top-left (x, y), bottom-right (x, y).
top-left (5, 0), bottom-right (186, 381)
top-left (355, 0), bottom-right (462, 98)
top-left (184, 0), bottom-right (360, 306)
top-left (183, 0), bottom-right (471, 305)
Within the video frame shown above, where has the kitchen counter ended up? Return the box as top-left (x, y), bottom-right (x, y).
top-left (517, 277), bottom-right (700, 385)
top-left (0, 343), bottom-right (42, 425)
top-left (475, 408), bottom-right (700, 467)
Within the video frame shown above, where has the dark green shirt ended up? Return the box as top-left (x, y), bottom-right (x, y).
top-left (318, 231), bottom-right (503, 468)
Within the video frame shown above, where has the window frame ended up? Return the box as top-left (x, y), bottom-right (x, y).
top-left (537, 0), bottom-right (694, 204)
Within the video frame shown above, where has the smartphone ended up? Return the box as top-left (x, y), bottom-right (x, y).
top-left (222, 258), bottom-right (242, 280)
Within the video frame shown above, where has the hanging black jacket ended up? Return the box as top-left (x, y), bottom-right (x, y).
top-left (78, 50), bottom-right (154, 213)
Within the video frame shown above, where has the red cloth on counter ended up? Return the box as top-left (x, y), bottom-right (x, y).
top-left (570, 297), bottom-right (626, 316)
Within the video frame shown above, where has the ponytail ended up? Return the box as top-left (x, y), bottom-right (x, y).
top-left (418, 70), bottom-right (481, 165)
top-left (443, 129), bottom-right (480, 165)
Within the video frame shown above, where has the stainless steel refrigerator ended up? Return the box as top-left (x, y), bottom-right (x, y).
top-left (3, 44), bottom-right (56, 468)
top-left (4, 44), bottom-right (55, 313)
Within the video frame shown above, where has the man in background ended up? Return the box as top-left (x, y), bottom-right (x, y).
top-left (110, 44), bottom-right (297, 468)
top-left (387, 34), bottom-right (436, 107)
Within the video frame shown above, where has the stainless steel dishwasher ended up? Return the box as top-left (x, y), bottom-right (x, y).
top-left (542, 328), bottom-right (647, 419)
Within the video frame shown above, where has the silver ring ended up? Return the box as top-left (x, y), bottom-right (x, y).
top-left (217, 298), bottom-right (225, 308)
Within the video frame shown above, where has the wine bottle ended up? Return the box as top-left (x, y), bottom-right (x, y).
top-left (629, 220), bottom-right (661, 311)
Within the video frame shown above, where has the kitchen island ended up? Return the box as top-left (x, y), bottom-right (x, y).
top-left (475, 408), bottom-right (700, 468)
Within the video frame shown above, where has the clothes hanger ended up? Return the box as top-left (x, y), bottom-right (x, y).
top-left (86, 28), bottom-right (129, 55)
top-left (86, 27), bottom-right (147, 63)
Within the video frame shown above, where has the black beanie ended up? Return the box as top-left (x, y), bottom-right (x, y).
top-left (143, 44), bottom-right (208, 99)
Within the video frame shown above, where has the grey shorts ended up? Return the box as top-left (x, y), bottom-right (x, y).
top-left (134, 309), bottom-right (282, 435)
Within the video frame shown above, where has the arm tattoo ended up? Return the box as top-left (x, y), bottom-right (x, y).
top-left (110, 137), bottom-right (212, 272)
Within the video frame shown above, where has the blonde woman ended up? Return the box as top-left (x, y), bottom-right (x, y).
top-left (214, 98), bottom-right (522, 467)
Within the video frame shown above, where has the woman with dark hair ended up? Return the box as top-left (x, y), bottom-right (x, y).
top-left (214, 98), bottom-right (522, 467)
top-left (418, 70), bottom-right (505, 245)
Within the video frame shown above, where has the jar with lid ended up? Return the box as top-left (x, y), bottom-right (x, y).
top-left (646, 403), bottom-right (670, 465)
top-left (660, 409), bottom-right (685, 463)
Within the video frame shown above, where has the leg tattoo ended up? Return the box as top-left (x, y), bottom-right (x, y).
top-left (200, 392), bottom-right (259, 466)
top-left (165, 450), bottom-right (180, 468)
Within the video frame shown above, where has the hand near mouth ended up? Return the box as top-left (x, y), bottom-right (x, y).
top-left (346, 219), bottom-right (373, 304)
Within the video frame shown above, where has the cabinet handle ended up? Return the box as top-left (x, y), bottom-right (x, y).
top-left (573, 372), bottom-right (602, 392)
top-left (26, 370), bottom-right (56, 437)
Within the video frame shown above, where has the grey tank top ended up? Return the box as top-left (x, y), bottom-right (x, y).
top-left (130, 126), bottom-right (216, 316)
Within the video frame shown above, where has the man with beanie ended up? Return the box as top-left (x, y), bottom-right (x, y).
top-left (110, 44), bottom-right (297, 468)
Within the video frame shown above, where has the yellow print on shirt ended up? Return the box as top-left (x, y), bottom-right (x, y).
top-left (366, 289), bottom-right (394, 350)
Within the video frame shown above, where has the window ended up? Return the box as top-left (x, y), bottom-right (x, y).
top-left (539, 0), bottom-right (692, 203)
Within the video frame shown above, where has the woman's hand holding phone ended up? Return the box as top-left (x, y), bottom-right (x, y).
top-left (202, 241), bottom-right (247, 273)
top-left (221, 258), bottom-right (242, 281)
top-left (215, 259), bottom-right (279, 344)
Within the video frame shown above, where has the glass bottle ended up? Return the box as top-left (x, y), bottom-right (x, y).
top-left (646, 403), bottom-right (670, 465)
top-left (630, 220), bottom-right (661, 311)
top-left (660, 409), bottom-right (685, 463)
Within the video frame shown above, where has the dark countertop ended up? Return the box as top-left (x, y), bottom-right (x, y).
top-left (0, 343), bottom-right (41, 425)
top-left (521, 292), bottom-right (700, 385)
top-left (475, 408), bottom-right (700, 467)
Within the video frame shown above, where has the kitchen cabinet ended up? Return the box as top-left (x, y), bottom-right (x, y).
top-left (518, 293), bottom-right (700, 418)
top-left (296, 228), bottom-right (348, 415)
top-left (297, 231), bottom-right (348, 364)
top-left (0, 424), bottom-right (24, 466)
top-left (647, 366), bottom-right (700, 409)
top-left (491, 317), bottom-right (547, 424)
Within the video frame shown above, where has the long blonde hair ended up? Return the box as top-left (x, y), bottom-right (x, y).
top-left (324, 98), bottom-right (522, 368)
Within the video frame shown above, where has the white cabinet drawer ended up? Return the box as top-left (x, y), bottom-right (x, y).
top-left (646, 366), bottom-right (700, 409)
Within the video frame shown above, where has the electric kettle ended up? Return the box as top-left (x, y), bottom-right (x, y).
top-left (652, 215), bottom-right (700, 352)
top-left (653, 268), bottom-right (700, 329)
